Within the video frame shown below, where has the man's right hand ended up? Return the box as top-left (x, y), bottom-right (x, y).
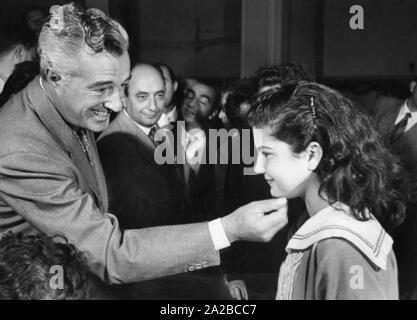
top-left (221, 198), bottom-right (288, 243)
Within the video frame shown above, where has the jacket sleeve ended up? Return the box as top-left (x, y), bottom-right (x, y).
top-left (0, 151), bottom-right (220, 284)
top-left (313, 238), bottom-right (398, 300)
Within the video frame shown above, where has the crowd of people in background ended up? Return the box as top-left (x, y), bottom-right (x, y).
top-left (0, 3), bottom-right (416, 300)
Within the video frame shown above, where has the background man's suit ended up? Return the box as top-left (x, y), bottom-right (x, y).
top-left (0, 77), bottom-right (219, 285)
top-left (97, 111), bottom-right (231, 299)
top-left (374, 96), bottom-right (417, 299)
top-left (98, 110), bottom-right (189, 230)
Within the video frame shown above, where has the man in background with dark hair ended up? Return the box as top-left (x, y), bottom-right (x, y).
top-left (0, 23), bottom-right (37, 93)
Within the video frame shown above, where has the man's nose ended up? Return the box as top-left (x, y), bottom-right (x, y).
top-left (148, 96), bottom-right (159, 111)
top-left (104, 89), bottom-right (123, 113)
top-left (187, 97), bottom-right (197, 110)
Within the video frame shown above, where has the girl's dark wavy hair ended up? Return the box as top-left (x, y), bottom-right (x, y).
top-left (247, 81), bottom-right (406, 230)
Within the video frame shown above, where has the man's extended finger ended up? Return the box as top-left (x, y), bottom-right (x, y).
top-left (235, 287), bottom-right (243, 300)
top-left (262, 204), bottom-right (288, 226)
top-left (243, 288), bottom-right (249, 300)
top-left (253, 198), bottom-right (288, 214)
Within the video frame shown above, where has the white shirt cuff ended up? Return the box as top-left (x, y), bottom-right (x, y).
top-left (208, 218), bottom-right (231, 251)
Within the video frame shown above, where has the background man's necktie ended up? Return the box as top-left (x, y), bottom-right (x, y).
top-left (148, 125), bottom-right (161, 146)
top-left (391, 113), bottom-right (411, 143)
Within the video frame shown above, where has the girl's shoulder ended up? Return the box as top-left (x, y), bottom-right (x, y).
top-left (309, 237), bottom-right (398, 299)
top-left (287, 203), bottom-right (393, 270)
top-left (313, 237), bottom-right (393, 271)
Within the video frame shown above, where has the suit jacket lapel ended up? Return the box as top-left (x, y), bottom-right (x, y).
top-left (26, 77), bottom-right (104, 209)
top-left (377, 101), bottom-right (402, 137)
top-left (86, 130), bottom-right (108, 211)
top-left (115, 111), bottom-right (160, 170)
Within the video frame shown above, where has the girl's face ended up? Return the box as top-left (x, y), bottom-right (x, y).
top-left (253, 126), bottom-right (314, 199)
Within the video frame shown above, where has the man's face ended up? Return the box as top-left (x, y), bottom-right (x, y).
top-left (160, 65), bottom-right (178, 111)
top-left (54, 50), bottom-right (130, 132)
top-left (125, 65), bottom-right (165, 127)
top-left (181, 83), bottom-right (215, 125)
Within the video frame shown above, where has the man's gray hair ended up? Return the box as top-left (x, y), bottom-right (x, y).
top-left (38, 3), bottom-right (129, 78)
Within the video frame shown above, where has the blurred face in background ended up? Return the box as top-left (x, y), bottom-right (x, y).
top-left (181, 82), bottom-right (216, 128)
top-left (159, 65), bottom-right (178, 112)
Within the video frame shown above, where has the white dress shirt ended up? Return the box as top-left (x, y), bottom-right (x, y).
top-left (166, 106), bottom-right (178, 123)
top-left (395, 100), bottom-right (417, 133)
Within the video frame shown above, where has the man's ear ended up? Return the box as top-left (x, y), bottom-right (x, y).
top-left (305, 141), bottom-right (322, 171)
top-left (173, 80), bottom-right (179, 93)
top-left (44, 69), bottom-right (63, 88)
top-left (410, 81), bottom-right (417, 94)
top-left (12, 44), bottom-right (26, 64)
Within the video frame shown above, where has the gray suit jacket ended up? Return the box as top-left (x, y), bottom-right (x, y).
top-left (0, 77), bottom-right (219, 284)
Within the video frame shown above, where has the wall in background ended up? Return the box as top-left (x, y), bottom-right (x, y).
top-left (0, 0), bottom-right (87, 24)
top-left (323, 0), bottom-right (417, 78)
top-left (287, 0), bottom-right (317, 79)
top-left (2, 0), bottom-right (417, 82)
top-left (114, 0), bottom-right (241, 79)
top-left (241, 0), bottom-right (290, 77)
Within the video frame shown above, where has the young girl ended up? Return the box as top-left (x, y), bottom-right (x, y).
top-left (247, 82), bottom-right (405, 300)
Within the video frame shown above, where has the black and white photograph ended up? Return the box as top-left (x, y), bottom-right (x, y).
top-left (0, 0), bottom-right (416, 303)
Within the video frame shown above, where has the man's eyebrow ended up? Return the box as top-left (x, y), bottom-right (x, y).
top-left (122, 75), bottom-right (131, 84)
top-left (87, 81), bottom-right (114, 89)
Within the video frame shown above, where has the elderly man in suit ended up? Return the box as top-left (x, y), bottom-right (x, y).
top-left (374, 80), bottom-right (417, 299)
top-left (0, 3), bottom-right (288, 293)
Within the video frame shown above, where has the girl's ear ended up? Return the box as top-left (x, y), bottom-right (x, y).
top-left (305, 142), bottom-right (322, 171)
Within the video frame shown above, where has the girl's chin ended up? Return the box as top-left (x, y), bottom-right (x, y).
top-left (270, 186), bottom-right (292, 199)
top-left (270, 187), bottom-right (282, 198)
